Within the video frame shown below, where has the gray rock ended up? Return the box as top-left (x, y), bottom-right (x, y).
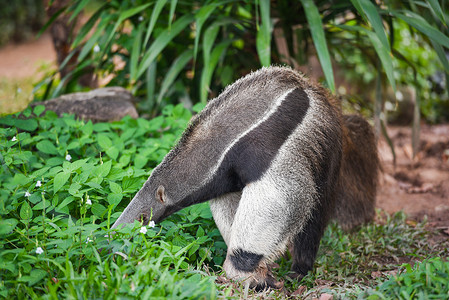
top-left (31, 87), bottom-right (138, 122)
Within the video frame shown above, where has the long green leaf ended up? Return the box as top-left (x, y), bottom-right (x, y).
top-left (72, 5), bottom-right (107, 48)
top-left (256, 0), bottom-right (271, 67)
top-left (169, 0), bottom-right (178, 28)
top-left (119, 3), bottom-right (151, 22)
top-left (69, 0), bottom-right (90, 23)
top-left (200, 41), bottom-right (232, 103)
top-left (366, 30), bottom-right (396, 92)
top-left (194, 4), bottom-right (219, 64)
top-left (130, 24), bottom-right (144, 84)
top-left (351, 0), bottom-right (390, 51)
top-left (144, 0), bottom-right (168, 47)
top-left (203, 22), bottom-right (221, 65)
top-left (136, 15), bottom-right (194, 79)
top-left (77, 17), bottom-right (110, 62)
top-left (391, 11), bottom-right (449, 48)
top-left (157, 49), bottom-right (194, 105)
top-left (300, 0), bottom-right (335, 93)
top-left (203, 19), bottom-right (235, 65)
top-left (426, 0), bottom-right (447, 25)
top-left (37, 6), bottom-right (66, 38)
top-left (146, 62), bottom-right (157, 111)
top-left (102, 3), bottom-right (152, 60)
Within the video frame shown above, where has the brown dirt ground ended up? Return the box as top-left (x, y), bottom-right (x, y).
top-left (0, 33), bottom-right (56, 79)
top-left (1, 35), bottom-right (448, 238)
top-left (378, 124), bottom-right (449, 231)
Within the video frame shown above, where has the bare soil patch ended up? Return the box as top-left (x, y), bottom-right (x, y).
top-left (0, 33), bottom-right (56, 79)
top-left (378, 124), bottom-right (449, 235)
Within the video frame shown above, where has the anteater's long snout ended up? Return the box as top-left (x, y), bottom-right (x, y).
top-left (111, 190), bottom-right (164, 229)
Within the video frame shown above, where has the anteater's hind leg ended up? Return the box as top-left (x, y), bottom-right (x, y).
top-left (223, 175), bottom-right (316, 291)
top-left (209, 192), bottom-right (242, 246)
top-left (290, 147), bottom-right (339, 279)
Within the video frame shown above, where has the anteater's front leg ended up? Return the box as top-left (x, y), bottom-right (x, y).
top-left (222, 175), bottom-right (314, 290)
top-left (209, 192), bottom-right (242, 246)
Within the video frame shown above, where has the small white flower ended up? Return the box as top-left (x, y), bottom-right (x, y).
top-left (11, 136), bottom-right (17, 142)
top-left (148, 221), bottom-right (155, 228)
top-left (25, 191), bottom-right (31, 197)
top-left (36, 247), bottom-right (44, 255)
top-left (138, 15), bottom-right (144, 22)
top-left (65, 154), bottom-right (72, 161)
top-left (17, 87), bottom-right (22, 94)
top-left (86, 198), bottom-right (92, 205)
top-left (139, 226), bottom-right (148, 234)
top-left (86, 237), bottom-right (93, 243)
top-left (36, 180), bottom-right (42, 187)
top-left (93, 44), bottom-right (100, 53)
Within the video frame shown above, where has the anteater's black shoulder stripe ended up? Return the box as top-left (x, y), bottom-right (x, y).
top-left (179, 87), bottom-right (310, 207)
top-left (165, 67), bottom-right (306, 164)
top-left (229, 87), bottom-right (310, 184)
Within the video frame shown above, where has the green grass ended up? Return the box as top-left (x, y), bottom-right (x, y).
top-left (0, 106), bottom-right (448, 299)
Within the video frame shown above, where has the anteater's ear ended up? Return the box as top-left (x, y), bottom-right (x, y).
top-left (156, 185), bottom-right (166, 204)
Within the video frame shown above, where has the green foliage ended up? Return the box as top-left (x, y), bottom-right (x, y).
top-left (0, 105), bottom-right (224, 298)
top-left (0, 0), bottom-right (46, 46)
top-left (40, 0), bottom-right (268, 113)
top-left (366, 258), bottom-right (449, 299)
top-left (1, 107), bottom-right (448, 298)
top-left (39, 1), bottom-right (448, 121)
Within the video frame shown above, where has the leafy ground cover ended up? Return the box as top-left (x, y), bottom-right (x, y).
top-left (0, 106), bottom-right (448, 299)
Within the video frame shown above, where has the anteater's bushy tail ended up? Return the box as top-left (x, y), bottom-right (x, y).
top-left (334, 114), bottom-right (380, 230)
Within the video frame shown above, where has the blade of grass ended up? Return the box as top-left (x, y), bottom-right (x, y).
top-left (366, 30), bottom-right (396, 92)
top-left (203, 22), bottom-right (221, 66)
top-left (157, 49), bottom-right (193, 105)
top-left (72, 4), bottom-right (107, 48)
top-left (146, 62), bottom-right (157, 112)
top-left (169, 0), bottom-right (178, 28)
top-left (144, 0), bottom-right (168, 47)
top-left (351, 0), bottom-right (390, 51)
top-left (102, 3), bottom-right (152, 60)
top-left (256, 0), bottom-right (271, 67)
top-left (426, 0), bottom-right (447, 25)
top-left (130, 23), bottom-right (144, 84)
top-left (37, 6), bottom-right (66, 38)
top-left (300, 0), bottom-right (335, 93)
top-left (200, 40), bottom-right (232, 103)
top-left (68, 0), bottom-right (91, 23)
top-left (77, 16), bottom-right (111, 62)
top-left (136, 15), bottom-right (194, 79)
top-left (193, 4), bottom-right (219, 64)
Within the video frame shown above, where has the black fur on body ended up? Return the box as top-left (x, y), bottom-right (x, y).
top-left (112, 66), bottom-right (379, 290)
